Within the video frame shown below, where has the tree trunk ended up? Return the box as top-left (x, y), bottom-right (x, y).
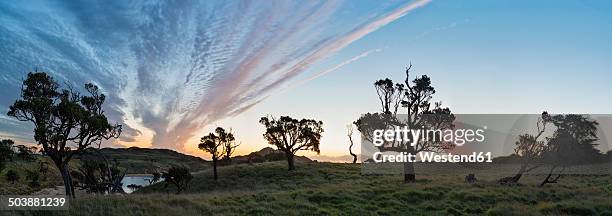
top-left (349, 143), bottom-right (357, 164)
top-left (511, 164), bottom-right (527, 182)
top-left (540, 166), bottom-right (562, 187)
top-left (404, 146), bottom-right (416, 183)
top-left (348, 132), bottom-right (357, 164)
top-left (58, 164), bottom-right (75, 198)
top-left (285, 151), bottom-right (295, 171)
top-left (213, 157), bottom-right (218, 180)
top-left (404, 161), bottom-right (415, 183)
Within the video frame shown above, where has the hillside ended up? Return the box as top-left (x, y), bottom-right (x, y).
top-left (79, 147), bottom-right (210, 174)
top-left (231, 147), bottom-right (313, 164)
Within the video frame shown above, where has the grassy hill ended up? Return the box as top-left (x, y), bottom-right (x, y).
top-left (79, 147), bottom-right (210, 174)
top-left (0, 157), bottom-right (62, 195)
top-left (11, 161), bottom-right (611, 215)
top-left (0, 147), bottom-right (210, 195)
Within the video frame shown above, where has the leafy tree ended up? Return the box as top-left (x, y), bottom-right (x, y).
top-left (539, 114), bottom-right (599, 186)
top-left (374, 78), bottom-right (405, 115)
top-left (355, 64), bottom-right (455, 182)
top-left (0, 139), bottom-right (15, 171)
top-left (198, 127), bottom-right (238, 180)
top-left (5, 169), bottom-right (19, 184)
top-left (222, 139), bottom-right (240, 163)
top-left (259, 116), bottom-right (323, 171)
top-left (7, 72), bottom-right (122, 198)
top-left (162, 166), bottom-right (192, 194)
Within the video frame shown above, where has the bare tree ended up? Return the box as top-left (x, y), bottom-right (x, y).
top-left (347, 125), bottom-right (357, 164)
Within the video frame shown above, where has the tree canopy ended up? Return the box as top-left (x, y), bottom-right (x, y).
top-left (7, 72), bottom-right (122, 197)
top-left (199, 127), bottom-right (238, 180)
top-left (260, 116), bottom-right (323, 170)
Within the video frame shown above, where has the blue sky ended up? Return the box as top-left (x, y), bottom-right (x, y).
top-left (1, 0), bottom-right (611, 159)
top-left (218, 0), bottom-right (612, 158)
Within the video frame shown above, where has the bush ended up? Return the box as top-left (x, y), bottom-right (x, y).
top-left (5, 169), bottom-right (19, 184)
top-left (162, 166), bottom-right (193, 194)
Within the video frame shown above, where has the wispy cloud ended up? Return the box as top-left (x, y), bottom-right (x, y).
top-left (0, 0), bottom-right (432, 151)
top-left (296, 48), bottom-right (382, 87)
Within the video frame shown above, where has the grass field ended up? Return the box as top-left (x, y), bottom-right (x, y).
top-left (7, 161), bottom-right (612, 216)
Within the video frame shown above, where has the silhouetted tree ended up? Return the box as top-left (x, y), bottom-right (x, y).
top-left (199, 127), bottom-right (238, 180)
top-left (162, 166), bottom-right (192, 194)
top-left (347, 125), bottom-right (357, 164)
top-left (0, 139), bottom-right (15, 171)
top-left (539, 114), bottom-right (599, 186)
top-left (15, 145), bottom-right (36, 161)
top-left (223, 140), bottom-right (240, 164)
top-left (148, 171), bottom-right (161, 184)
top-left (499, 112), bottom-right (550, 185)
top-left (375, 78), bottom-right (405, 115)
top-left (7, 72), bottom-right (122, 198)
top-left (5, 169), bottom-right (19, 184)
top-left (260, 116), bottom-right (323, 171)
top-left (127, 184), bottom-right (142, 192)
top-left (72, 154), bottom-right (126, 194)
top-left (355, 64), bottom-right (455, 183)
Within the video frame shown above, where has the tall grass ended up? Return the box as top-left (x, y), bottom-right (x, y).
top-left (7, 161), bottom-right (610, 215)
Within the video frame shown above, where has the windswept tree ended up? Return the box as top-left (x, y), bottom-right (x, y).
top-left (162, 166), bottom-right (193, 194)
top-left (260, 116), bottom-right (324, 171)
top-left (347, 125), bottom-right (357, 164)
top-left (7, 72), bottom-right (122, 198)
top-left (199, 127), bottom-right (238, 180)
top-left (539, 114), bottom-right (599, 186)
top-left (355, 64), bottom-right (455, 183)
top-left (499, 112), bottom-right (550, 185)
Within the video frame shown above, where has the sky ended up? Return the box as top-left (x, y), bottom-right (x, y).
top-left (1, 0), bottom-right (611, 161)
